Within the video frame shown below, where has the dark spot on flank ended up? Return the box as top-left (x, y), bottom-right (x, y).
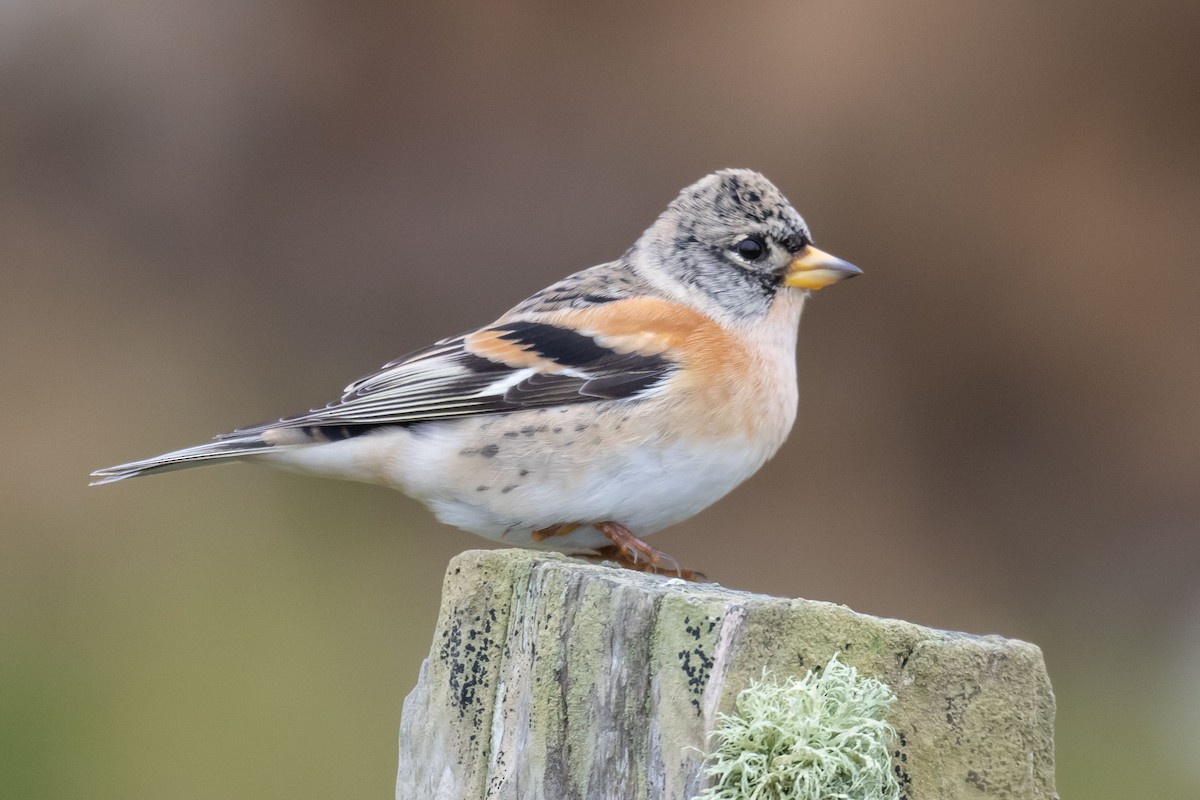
top-left (501, 485), bottom-right (518, 494)
top-left (480, 444), bottom-right (500, 458)
top-left (476, 486), bottom-right (489, 492)
top-left (518, 469), bottom-right (530, 477)
top-left (574, 424), bottom-right (588, 432)
top-left (503, 431), bottom-right (520, 438)
top-left (552, 427), bottom-right (562, 433)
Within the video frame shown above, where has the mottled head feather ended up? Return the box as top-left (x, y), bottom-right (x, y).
top-left (667, 169), bottom-right (810, 249)
top-left (637, 169), bottom-right (813, 318)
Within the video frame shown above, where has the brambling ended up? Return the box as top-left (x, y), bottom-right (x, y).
top-left (92, 169), bottom-right (860, 579)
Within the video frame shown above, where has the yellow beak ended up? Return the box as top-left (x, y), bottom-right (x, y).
top-left (783, 246), bottom-right (862, 290)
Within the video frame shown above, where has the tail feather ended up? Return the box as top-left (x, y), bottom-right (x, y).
top-left (89, 434), bottom-right (279, 485)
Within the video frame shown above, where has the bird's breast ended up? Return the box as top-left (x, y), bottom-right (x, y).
top-left (665, 291), bottom-right (804, 455)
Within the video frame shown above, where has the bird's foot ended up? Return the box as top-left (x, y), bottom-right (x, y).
top-left (592, 521), bottom-right (709, 582)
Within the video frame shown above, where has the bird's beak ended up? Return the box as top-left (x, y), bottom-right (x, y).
top-left (783, 246), bottom-right (862, 290)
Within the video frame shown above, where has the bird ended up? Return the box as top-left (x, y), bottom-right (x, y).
top-left (91, 169), bottom-right (861, 580)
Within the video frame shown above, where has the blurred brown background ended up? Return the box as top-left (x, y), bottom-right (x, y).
top-left (3, 1), bottom-right (1199, 797)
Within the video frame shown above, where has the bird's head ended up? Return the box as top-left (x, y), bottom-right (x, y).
top-left (638, 169), bottom-right (861, 318)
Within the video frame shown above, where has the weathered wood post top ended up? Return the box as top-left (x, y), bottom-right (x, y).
top-left (397, 549), bottom-right (1057, 800)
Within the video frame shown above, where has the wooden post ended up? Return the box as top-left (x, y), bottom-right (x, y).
top-left (396, 550), bottom-right (1058, 800)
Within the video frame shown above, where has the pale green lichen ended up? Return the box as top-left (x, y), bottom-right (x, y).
top-left (695, 654), bottom-right (901, 800)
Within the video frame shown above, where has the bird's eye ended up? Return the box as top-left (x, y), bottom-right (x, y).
top-left (734, 236), bottom-right (767, 262)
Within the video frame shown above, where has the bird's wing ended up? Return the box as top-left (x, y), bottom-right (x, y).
top-left (226, 311), bottom-right (683, 436)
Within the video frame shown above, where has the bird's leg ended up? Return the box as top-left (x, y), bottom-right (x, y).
top-left (593, 521), bottom-right (708, 582)
top-left (532, 522), bottom-right (581, 542)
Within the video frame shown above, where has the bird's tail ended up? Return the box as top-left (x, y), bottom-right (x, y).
top-left (89, 433), bottom-right (279, 485)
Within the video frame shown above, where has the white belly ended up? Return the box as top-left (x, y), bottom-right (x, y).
top-left (423, 432), bottom-right (771, 552)
top-left (403, 405), bottom-right (783, 551)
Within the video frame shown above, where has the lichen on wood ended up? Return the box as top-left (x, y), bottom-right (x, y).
top-left (396, 550), bottom-right (1058, 800)
top-left (696, 654), bottom-right (900, 800)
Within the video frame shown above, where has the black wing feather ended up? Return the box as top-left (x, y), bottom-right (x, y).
top-left (493, 321), bottom-right (615, 367)
top-left (228, 321), bottom-right (677, 436)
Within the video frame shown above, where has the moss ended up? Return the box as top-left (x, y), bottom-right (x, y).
top-left (696, 653), bottom-right (901, 800)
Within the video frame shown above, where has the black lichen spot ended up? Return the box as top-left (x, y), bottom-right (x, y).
top-left (677, 614), bottom-right (721, 714)
top-left (892, 732), bottom-right (913, 799)
top-left (480, 444), bottom-right (500, 458)
top-left (438, 607), bottom-right (498, 731)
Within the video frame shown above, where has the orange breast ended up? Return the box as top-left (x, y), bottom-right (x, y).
top-left (547, 296), bottom-right (802, 444)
